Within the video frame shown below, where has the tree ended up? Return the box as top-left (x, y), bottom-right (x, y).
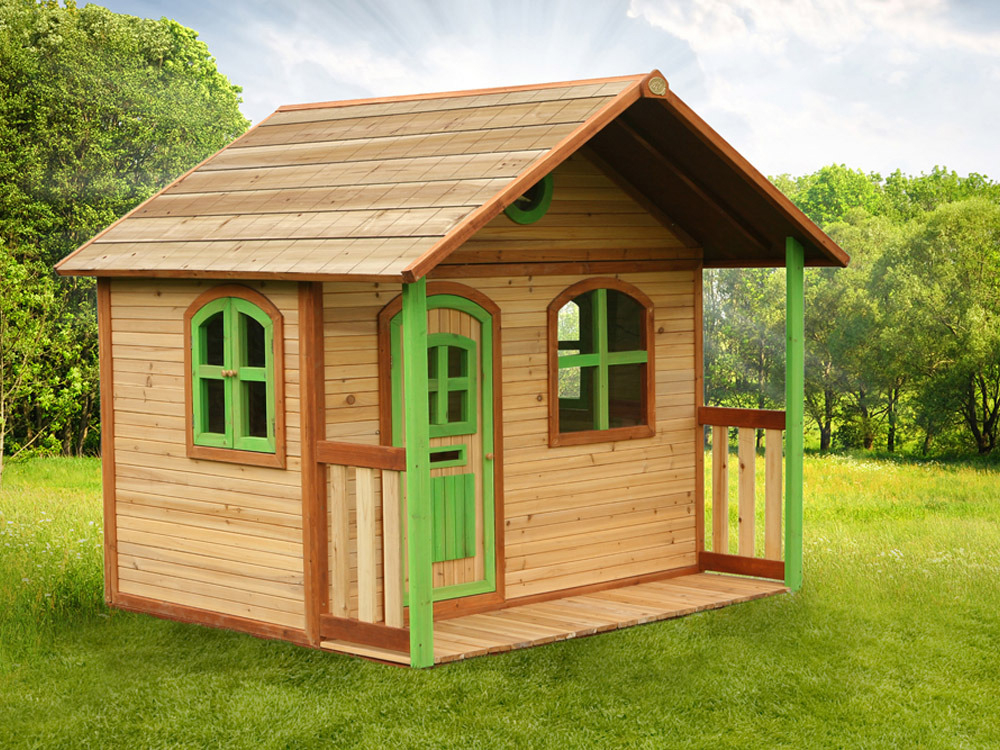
top-left (0, 0), bottom-right (249, 460)
top-left (891, 199), bottom-right (1000, 453)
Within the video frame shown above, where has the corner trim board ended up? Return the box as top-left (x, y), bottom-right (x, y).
top-left (97, 278), bottom-right (118, 604)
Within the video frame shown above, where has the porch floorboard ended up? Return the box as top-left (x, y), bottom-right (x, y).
top-left (433, 572), bottom-right (788, 664)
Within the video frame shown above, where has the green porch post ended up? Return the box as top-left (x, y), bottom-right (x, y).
top-left (785, 237), bottom-right (805, 591)
top-left (402, 278), bottom-right (434, 667)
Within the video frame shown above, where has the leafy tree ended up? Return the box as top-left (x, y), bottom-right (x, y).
top-left (775, 165), bottom-right (887, 228)
top-left (893, 199), bottom-right (1000, 453)
top-left (0, 0), bottom-right (248, 461)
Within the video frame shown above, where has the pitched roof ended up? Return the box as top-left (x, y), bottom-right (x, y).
top-left (56, 71), bottom-right (848, 281)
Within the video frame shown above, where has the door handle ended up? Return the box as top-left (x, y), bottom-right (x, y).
top-left (485, 453), bottom-right (494, 460)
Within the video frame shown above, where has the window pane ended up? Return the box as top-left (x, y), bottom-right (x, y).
top-left (558, 365), bottom-right (581, 399)
top-left (447, 390), bottom-right (466, 423)
top-left (427, 347), bottom-right (438, 379)
top-left (559, 366), bottom-right (596, 432)
top-left (204, 379), bottom-right (226, 434)
top-left (564, 293), bottom-right (596, 355)
top-left (244, 381), bottom-right (268, 438)
top-left (447, 346), bottom-right (466, 377)
top-left (608, 363), bottom-right (644, 427)
top-left (607, 290), bottom-right (643, 352)
top-left (557, 300), bottom-right (580, 356)
top-left (243, 314), bottom-right (266, 368)
top-left (203, 312), bottom-right (225, 366)
top-left (428, 391), bottom-right (439, 424)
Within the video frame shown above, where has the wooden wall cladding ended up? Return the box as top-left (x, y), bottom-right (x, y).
top-left (109, 279), bottom-right (305, 630)
top-left (464, 270), bottom-right (699, 599)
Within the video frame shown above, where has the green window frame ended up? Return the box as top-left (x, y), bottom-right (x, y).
top-left (548, 279), bottom-right (656, 447)
top-left (188, 292), bottom-right (280, 457)
top-left (504, 174), bottom-right (554, 225)
top-left (427, 332), bottom-right (477, 438)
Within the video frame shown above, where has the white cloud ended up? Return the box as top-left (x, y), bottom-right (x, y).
top-left (628, 0), bottom-right (1000, 176)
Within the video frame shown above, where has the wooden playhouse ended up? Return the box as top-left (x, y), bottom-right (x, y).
top-left (56, 71), bottom-right (848, 667)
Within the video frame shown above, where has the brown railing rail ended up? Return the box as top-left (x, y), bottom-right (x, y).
top-left (698, 406), bottom-right (786, 431)
top-left (699, 407), bottom-right (785, 581)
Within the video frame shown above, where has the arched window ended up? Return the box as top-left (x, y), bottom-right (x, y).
top-left (185, 286), bottom-right (285, 467)
top-left (548, 279), bottom-right (655, 446)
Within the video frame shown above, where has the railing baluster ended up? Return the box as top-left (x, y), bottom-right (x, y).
top-left (737, 427), bottom-right (755, 557)
top-left (711, 425), bottom-right (729, 554)
top-left (329, 464), bottom-right (350, 617)
top-left (356, 466), bottom-right (377, 623)
top-left (764, 428), bottom-right (783, 561)
top-left (381, 469), bottom-right (404, 628)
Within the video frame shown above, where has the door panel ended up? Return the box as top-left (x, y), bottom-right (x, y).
top-left (389, 294), bottom-right (496, 602)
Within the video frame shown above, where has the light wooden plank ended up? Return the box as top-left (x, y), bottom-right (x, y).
top-left (764, 428), bottom-right (783, 561)
top-left (712, 425), bottom-right (729, 554)
top-left (381, 469), bottom-right (403, 628)
top-left (328, 464), bottom-right (350, 617)
top-left (320, 640), bottom-right (409, 665)
top-left (737, 427), bottom-right (755, 557)
top-left (355, 466), bottom-right (378, 623)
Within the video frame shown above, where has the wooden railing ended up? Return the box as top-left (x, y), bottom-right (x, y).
top-left (317, 441), bottom-right (408, 652)
top-left (699, 407), bottom-right (786, 580)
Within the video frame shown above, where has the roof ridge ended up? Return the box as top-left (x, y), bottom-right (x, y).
top-left (276, 73), bottom-right (647, 114)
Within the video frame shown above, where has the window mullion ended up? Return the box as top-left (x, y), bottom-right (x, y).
top-left (225, 299), bottom-right (237, 447)
top-left (594, 289), bottom-right (609, 431)
top-left (435, 345), bottom-right (449, 426)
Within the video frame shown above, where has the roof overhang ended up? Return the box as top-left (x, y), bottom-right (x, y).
top-left (56, 70), bottom-right (847, 282)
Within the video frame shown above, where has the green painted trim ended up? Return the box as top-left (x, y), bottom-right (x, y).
top-left (426, 332), bottom-right (477, 438)
top-left (402, 279), bottom-right (434, 668)
top-left (555, 353), bottom-right (601, 369)
top-left (785, 237), bottom-right (805, 592)
top-left (391, 292), bottom-right (497, 609)
top-left (429, 472), bottom-right (476, 563)
top-left (503, 174), bottom-right (554, 225)
top-left (606, 350), bottom-right (648, 366)
top-left (428, 444), bottom-right (468, 469)
top-left (556, 288), bottom-right (648, 435)
top-left (190, 296), bottom-right (276, 454)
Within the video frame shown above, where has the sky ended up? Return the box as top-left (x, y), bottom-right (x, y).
top-left (100, 0), bottom-right (1000, 180)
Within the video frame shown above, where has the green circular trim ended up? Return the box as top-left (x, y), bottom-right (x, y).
top-left (504, 174), bottom-right (554, 225)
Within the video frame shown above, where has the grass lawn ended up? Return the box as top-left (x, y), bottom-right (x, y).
top-left (2, 454), bottom-right (1000, 749)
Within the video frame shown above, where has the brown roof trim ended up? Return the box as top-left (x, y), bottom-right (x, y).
top-left (276, 73), bottom-right (647, 114)
top-left (54, 111), bottom-right (281, 277)
top-left (400, 70), bottom-right (669, 282)
top-left (656, 91), bottom-right (849, 268)
top-left (64, 268), bottom-right (404, 283)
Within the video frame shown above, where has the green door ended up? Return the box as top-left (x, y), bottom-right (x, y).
top-left (389, 294), bottom-right (496, 602)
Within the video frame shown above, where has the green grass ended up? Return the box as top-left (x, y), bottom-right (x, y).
top-left (2, 454), bottom-right (1000, 749)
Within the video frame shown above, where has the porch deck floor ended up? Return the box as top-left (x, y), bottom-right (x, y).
top-left (432, 572), bottom-right (788, 664)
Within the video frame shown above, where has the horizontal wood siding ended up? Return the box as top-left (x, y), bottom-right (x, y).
top-left (110, 279), bottom-right (304, 630)
top-left (466, 271), bottom-right (699, 599)
top-left (323, 281), bottom-right (402, 618)
top-left (441, 151), bottom-right (700, 268)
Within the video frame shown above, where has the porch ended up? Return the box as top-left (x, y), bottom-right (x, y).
top-left (320, 572), bottom-right (787, 665)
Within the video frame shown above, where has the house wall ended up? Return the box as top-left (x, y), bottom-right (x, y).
top-left (320, 150), bottom-right (700, 611)
top-left (108, 279), bottom-right (305, 630)
top-left (469, 269), bottom-right (698, 599)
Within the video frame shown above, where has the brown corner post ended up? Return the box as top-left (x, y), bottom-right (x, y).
top-left (299, 281), bottom-right (328, 646)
